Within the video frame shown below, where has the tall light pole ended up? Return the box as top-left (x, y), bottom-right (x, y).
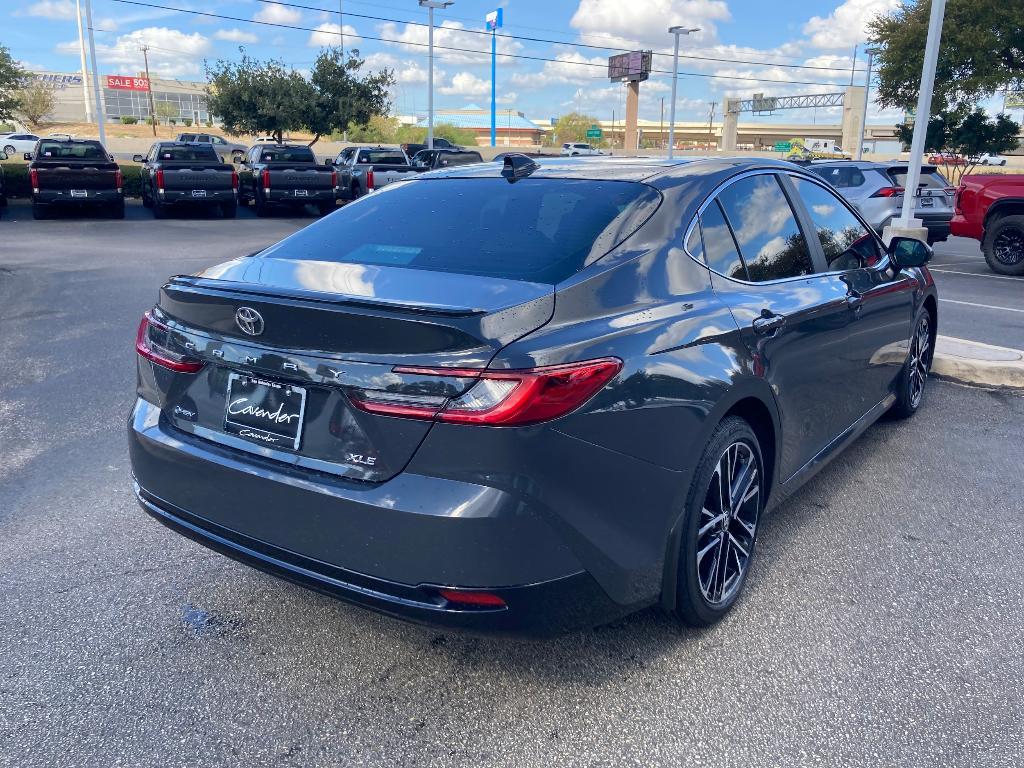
top-left (667, 26), bottom-right (699, 160)
top-left (486, 9), bottom-right (503, 148)
top-left (419, 0), bottom-right (452, 150)
top-left (893, 0), bottom-right (945, 232)
top-left (140, 45), bottom-right (157, 137)
top-left (83, 0), bottom-right (105, 144)
top-left (74, 0), bottom-right (92, 123)
top-left (855, 47), bottom-right (879, 161)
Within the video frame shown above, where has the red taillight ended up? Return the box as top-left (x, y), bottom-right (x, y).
top-left (155, 169), bottom-right (164, 192)
top-left (331, 169), bottom-right (337, 188)
top-left (261, 168), bottom-right (270, 191)
top-left (114, 168), bottom-right (123, 191)
top-left (350, 358), bottom-right (622, 426)
top-left (30, 168), bottom-right (39, 192)
top-left (871, 186), bottom-right (904, 198)
top-left (954, 188), bottom-right (963, 214)
top-left (231, 170), bottom-right (239, 191)
top-left (135, 312), bottom-right (204, 373)
top-left (437, 589), bottom-right (507, 608)
top-left (366, 169), bottom-right (374, 191)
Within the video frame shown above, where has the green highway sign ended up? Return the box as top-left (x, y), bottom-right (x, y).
top-left (774, 141), bottom-right (792, 152)
top-left (586, 126), bottom-right (602, 139)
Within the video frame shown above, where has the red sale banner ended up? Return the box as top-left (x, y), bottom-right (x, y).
top-left (106, 75), bottom-right (150, 91)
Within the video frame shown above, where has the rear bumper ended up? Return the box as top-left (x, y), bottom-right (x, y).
top-left (34, 190), bottom-right (121, 205)
top-left (128, 397), bottom-right (642, 635)
top-left (950, 213), bottom-right (982, 241)
top-left (267, 189), bottom-right (335, 204)
top-left (159, 190), bottom-right (236, 205)
top-left (920, 214), bottom-right (951, 243)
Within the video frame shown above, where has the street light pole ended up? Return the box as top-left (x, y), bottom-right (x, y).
top-left (83, 0), bottom-right (105, 145)
top-left (74, 0), bottom-right (92, 123)
top-left (855, 48), bottom-right (879, 161)
top-left (141, 45), bottom-right (157, 137)
top-left (895, 0), bottom-right (945, 229)
top-left (667, 26), bottom-right (699, 160)
top-left (419, 0), bottom-right (453, 151)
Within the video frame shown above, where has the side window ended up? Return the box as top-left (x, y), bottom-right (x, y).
top-left (792, 177), bottom-right (881, 270)
top-left (717, 175), bottom-right (814, 282)
top-left (685, 221), bottom-right (703, 262)
top-left (699, 200), bottom-right (747, 280)
top-left (810, 166), bottom-right (865, 189)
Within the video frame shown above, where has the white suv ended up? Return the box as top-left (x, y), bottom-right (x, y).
top-left (561, 142), bottom-right (603, 156)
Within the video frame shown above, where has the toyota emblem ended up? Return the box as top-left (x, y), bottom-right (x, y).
top-left (235, 306), bottom-right (264, 336)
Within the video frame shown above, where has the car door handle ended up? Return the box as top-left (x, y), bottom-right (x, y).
top-left (752, 311), bottom-right (786, 336)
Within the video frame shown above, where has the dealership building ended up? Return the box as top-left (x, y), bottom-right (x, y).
top-left (31, 71), bottom-right (211, 124)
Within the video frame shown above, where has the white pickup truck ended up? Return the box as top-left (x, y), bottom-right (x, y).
top-left (331, 146), bottom-right (418, 200)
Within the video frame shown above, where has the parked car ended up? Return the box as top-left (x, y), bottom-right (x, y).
top-left (951, 174), bottom-right (1024, 275)
top-left (400, 137), bottom-right (458, 159)
top-left (0, 150), bottom-right (7, 212)
top-left (808, 161), bottom-right (953, 244)
top-left (409, 148), bottom-right (483, 171)
top-left (1, 132), bottom-right (40, 156)
top-left (927, 152), bottom-right (966, 166)
top-left (134, 142), bottom-right (238, 218)
top-left (561, 142), bottom-right (604, 156)
top-left (236, 143), bottom-right (336, 217)
top-left (975, 153), bottom-right (1008, 167)
top-left (27, 137), bottom-right (123, 219)
top-left (330, 145), bottom-right (416, 201)
top-left (129, 155), bottom-right (937, 635)
top-left (175, 132), bottom-right (248, 163)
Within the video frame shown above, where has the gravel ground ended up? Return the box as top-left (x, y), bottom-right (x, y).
top-left (1, 203), bottom-right (1022, 767)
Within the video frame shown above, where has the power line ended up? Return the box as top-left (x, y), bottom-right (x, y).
top-left (108, 0), bottom-right (857, 88)
top-left (251, 0), bottom-right (865, 74)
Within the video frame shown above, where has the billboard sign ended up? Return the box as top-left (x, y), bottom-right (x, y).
top-left (33, 73), bottom-right (83, 89)
top-left (106, 75), bottom-right (150, 91)
top-left (486, 8), bottom-right (502, 30)
top-left (608, 51), bottom-right (652, 82)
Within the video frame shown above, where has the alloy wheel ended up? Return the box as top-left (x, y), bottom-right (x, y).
top-left (993, 228), bottom-right (1024, 266)
top-left (696, 440), bottom-right (760, 605)
top-left (908, 314), bottom-right (931, 408)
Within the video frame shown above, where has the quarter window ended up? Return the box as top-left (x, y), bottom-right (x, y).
top-left (699, 201), bottom-right (747, 280)
top-left (792, 177), bottom-right (881, 270)
top-left (716, 175), bottom-right (814, 282)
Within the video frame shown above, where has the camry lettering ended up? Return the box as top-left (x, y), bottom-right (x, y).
top-left (227, 398), bottom-right (300, 424)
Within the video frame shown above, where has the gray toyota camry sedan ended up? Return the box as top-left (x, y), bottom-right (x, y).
top-left (129, 155), bottom-right (937, 635)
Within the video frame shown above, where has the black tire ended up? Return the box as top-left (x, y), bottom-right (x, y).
top-left (890, 309), bottom-right (934, 419)
top-left (254, 196), bottom-right (270, 217)
top-left (982, 214), bottom-right (1024, 276)
top-left (108, 200), bottom-right (125, 219)
top-left (350, 183), bottom-right (362, 201)
top-left (675, 416), bottom-right (764, 627)
top-left (31, 201), bottom-right (48, 220)
top-left (317, 200), bottom-right (335, 217)
top-left (3, 144), bottom-right (14, 155)
top-left (141, 191), bottom-right (152, 208)
top-left (221, 201), bottom-right (237, 219)
top-left (152, 201), bottom-right (167, 219)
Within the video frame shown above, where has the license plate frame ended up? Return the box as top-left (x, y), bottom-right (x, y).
top-left (70, 189), bottom-right (88, 198)
top-left (223, 373), bottom-right (307, 451)
top-left (293, 189), bottom-right (309, 197)
top-left (191, 189), bottom-right (207, 198)
top-left (920, 196), bottom-right (935, 207)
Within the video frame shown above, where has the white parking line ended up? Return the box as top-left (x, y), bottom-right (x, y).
top-left (930, 268), bottom-right (1024, 282)
top-left (939, 298), bottom-right (1024, 314)
top-left (930, 259), bottom-right (986, 267)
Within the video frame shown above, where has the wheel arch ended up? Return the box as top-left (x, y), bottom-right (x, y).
top-left (983, 198), bottom-right (1024, 230)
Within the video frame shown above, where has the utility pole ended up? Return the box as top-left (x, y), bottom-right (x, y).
top-left (849, 44), bottom-right (857, 86)
top-left (140, 45), bottom-right (157, 137)
top-left (83, 0), bottom-right (105, 144)
top-left (74, 0), bottom-right (92, 122)
top-left (339, 0), bottom-right (344, 57)
top-left (855, 48), bottom-right (879, 161)
top-left (667, 26), bottom-right (699, 159)
top-left (707, 101), bottom-right (716, 151)
top-left (659, 97), bottom-right (664, 150)
top-left (418, 0), bottom-right (453, 150)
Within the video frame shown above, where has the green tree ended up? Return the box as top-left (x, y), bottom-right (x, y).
top-left (0, 45), bottom-right (29, 123)
top-left (553, 112), bottom-right (600, 144)
top-left (896, 108), bottom-right (1020, 182)
top-left (433, 123), bottom-right (477, 146)
top-left (868, 0), bottom-right (1024, 113)
top-left (305, 48), bottom-right (394, 145)
top-left (205, 52), bottom-right (315, 143)
top-left (346, 114), bottom-right (400, 142)
top-left (15, 79), bottom-right (55, 129)
top-left (154, 101), bottom-right (178, 124)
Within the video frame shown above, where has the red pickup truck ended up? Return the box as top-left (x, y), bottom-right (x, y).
top-left (950, 174), bottom-right (1024, 275)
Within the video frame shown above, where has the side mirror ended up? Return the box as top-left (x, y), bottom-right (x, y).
top-left (109, 154), bottom-right (115, 161)
top-left (889, 236), bottom-right (932, 269)
top-left (132, 154), bottom-right (145, 163)
top-left (24, 152), bottom-right (32, 161)
top-left (325, 158), bottom-right (333, 166)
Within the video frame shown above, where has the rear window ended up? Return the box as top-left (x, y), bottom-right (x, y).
top-left (808, 165), bottom-right (865, 188)
top-left (156, 145), bottom-right (219, 161)
top-left (356, 150), bottom-right (407, 165)
top-left (36, 141), bottom-right (106, 159)
top-left (259, 146), bottom-right (316, 163)
top-left (261, 178), bottom-right (661, 284)
top-left (887, 167), bottom-right (949, 189)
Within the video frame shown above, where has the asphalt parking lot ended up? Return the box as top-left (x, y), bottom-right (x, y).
top-left (1, 201), bottom-right (1023, 767)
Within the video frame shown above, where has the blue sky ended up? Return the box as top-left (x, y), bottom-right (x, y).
top-left (0, 0), bottom-right (948, 124)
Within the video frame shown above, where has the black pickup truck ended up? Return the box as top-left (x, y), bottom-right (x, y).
top-left (331, 146), bottom-right (417, 200)
top-left (400, 137), bottom-right (459, 158)
top-left (27, 138), bottom-right (123, 219)
top-left (409, 148), bottom-right (484, 172)
top-left (237, 144), bottom-right (336, 217)
top-left (134, 142), bottom-right (238, 218)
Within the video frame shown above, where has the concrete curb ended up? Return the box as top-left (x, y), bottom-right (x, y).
top-left (932, 336), bottom-right (1024, 389)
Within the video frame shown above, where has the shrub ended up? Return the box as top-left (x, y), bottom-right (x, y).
top-left (120, 116), bottom-right (138, 125)
top-left (183, 118), bottom-right (193, 126)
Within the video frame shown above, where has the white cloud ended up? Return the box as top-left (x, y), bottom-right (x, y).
top-left (803, 0), bottom-right (900, 50)
top-left (378, 20), bottom-right (522, 66)
top-left (56, 27), bottom-right (212, 78)
top-left (511, 52), bottom-right (607, 88)
top-left (214, 28), bottom-right (259, 44)
top-left (497, 91), bottom-right (518, 105)
top-left (569, 0), bottom-right (730, 50)
top-left (439, 72), bottom-right (490, 97)
top-left (20, 0), bottom-right (75, 20)
top-left (253, 3), bottom-right (301, 26)
top-left (362, 52), bottom-right (434, 86)
top-left (307, 23), bottom-right (360, 48)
